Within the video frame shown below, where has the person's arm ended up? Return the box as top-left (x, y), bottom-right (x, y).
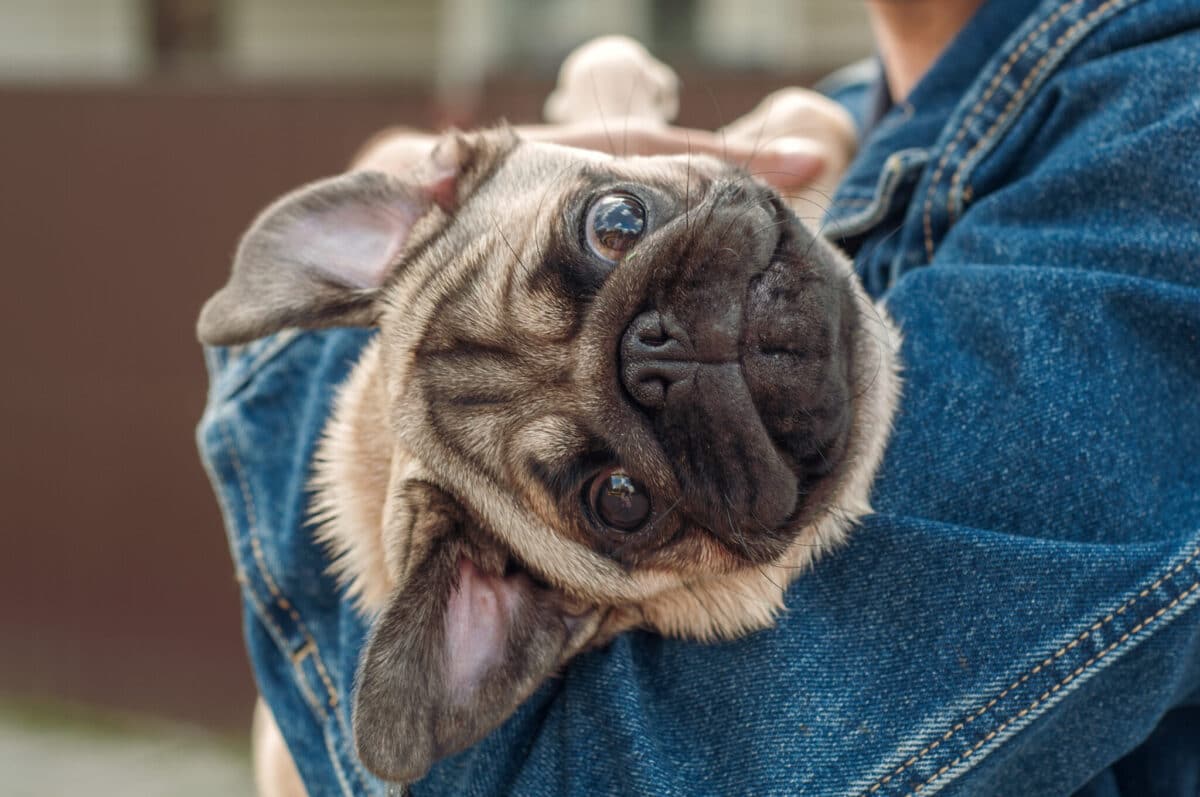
top-left (351, 119), bottom-right (829, 193)
top-left (408, 18), bottom-right (1200, 797)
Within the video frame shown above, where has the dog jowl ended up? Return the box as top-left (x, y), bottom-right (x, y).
top-left (198, 129), bottom-right (899, 784)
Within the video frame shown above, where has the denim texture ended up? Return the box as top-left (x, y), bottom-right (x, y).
top-left (198, 0), bottom-right (1200, 793)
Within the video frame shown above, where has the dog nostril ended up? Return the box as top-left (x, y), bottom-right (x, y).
top-left (629, 310), bottom-right (666, 346)
top-left (620, 310), bottom-right (695, 410)
top-left (638, 327), bottom-right (668, 347)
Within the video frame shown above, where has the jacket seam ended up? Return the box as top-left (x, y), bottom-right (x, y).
top-left (920, 0), bottom-right (1084, 261)
top-left (911, 575), bottom-right (1200, 795)
top-left (244, 586), bottom-right (364, 797)
top-left (242, 586), bottom-right (331, 729)
top-left (218, 418), bottom-right (374, 794)
top-left (857, 539), bottom-right (1200, 796)
top-left (826, 149), bottom-right (930, 240)
top-left (200, 414), bottom-right (327, 715)
top-left (946, 0), bottom-right (1139, 229)
top-left (220, 420), bottom-right (342, 707)
top-left (211, 329), bottom-right (302, 402)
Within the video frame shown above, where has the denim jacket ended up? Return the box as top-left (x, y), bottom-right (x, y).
top-left (198, 0), bottom-right (1200, 794)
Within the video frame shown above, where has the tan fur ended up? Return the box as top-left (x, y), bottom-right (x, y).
top-left (309, 274), bottom-right (899, 641)
top-left (305, 48), bottom-right (902, 642)
top-left (308, 340), bottom-right (397, 610)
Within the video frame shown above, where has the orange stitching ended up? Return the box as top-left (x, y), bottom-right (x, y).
top-left (906, 577), bottom-right (1200, 796)
top-left (947, 0), bottom-right (1127, 224)
top-left (248, 588), bottom-right (360, 797)
top-left (221, 420), bottom-right (371, 790)
top-left (222, 423), bottom-right (284, 601)
top-left (242, 583), bottom-right (326, 714)
top-left (291, 639), bottom-right (318, 665)
top-left (858, 542), bottom-right (1200, 796)
top-left (322, 718), bottom-right (360, 797)
top-left (921, 0), bottom-right (1082, 260)
top-left (221, 422), bottom-right (341, 708)
top-left (204, 436), bottom-right (339, 721)
top-left (309, 651), bottom-right (342, 708)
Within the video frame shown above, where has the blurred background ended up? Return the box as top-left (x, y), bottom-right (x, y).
top-left (0, 0), bottom-right (872, 793)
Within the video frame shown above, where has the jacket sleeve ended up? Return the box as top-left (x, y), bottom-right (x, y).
top-left (412, 22), bottom-right (1200, 797)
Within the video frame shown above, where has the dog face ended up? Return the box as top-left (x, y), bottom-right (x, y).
top-left (384, 138), bottom-right (866, 582)
top-left (198, 129), bottom-right (898, 784)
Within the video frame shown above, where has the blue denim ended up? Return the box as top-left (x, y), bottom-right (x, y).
top-left (197, 0), bottom-right (1200, 794)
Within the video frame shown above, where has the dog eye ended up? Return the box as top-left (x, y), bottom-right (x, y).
top-left (585, 193), bottom-right (646, 263)
top-left (586, 467), bottom-right (652, 532)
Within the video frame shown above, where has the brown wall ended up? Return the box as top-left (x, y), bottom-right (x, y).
top-left (0, 73), bottom-right (808, 730)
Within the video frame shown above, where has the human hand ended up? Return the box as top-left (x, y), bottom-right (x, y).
top-left (354, 59), bottom-right (854, 223)
top-left (351, 125), bottom-right (826, 215)
top-left (516, 120), bottom-right (829, 193)
top-left (718, 87), bottom-right (858, 221)
top-left (514, 104), bottom-right (853, 224)
top-left (353, 120), bottom-right (830, 196)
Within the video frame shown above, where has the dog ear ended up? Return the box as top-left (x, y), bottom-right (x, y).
top-left (197, 132), bottom-right (493, 346)
top-left (351, 481), bottom-right (596, 785)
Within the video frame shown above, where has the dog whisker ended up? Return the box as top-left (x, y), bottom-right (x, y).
top-left (721, 494), bottom-right (786, 594)
top-left (589, 71), bottom-right (616, 156)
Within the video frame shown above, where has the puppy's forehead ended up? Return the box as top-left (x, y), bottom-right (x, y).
top-left (494, 140), bottom-right (728, 198)
top-left (388, 141), bottom-right (732, 352)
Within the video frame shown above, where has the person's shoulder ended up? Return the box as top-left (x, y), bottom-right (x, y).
top-left (1069, 0), bottom-right (1200, 60)
top-left (1000, 0), bottom-right (1200, 185)
top-left (1052, 0), bottom-right (1200, 95)
top-left (984, 0), bottom-right (1200, 154)
top-left (934, 0), bottom-right (1200, 277)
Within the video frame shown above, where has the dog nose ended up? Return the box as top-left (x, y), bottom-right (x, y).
top-left (620, 310), bottom-right (697, 409)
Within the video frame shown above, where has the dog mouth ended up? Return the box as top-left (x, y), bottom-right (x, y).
top-left (617, 199), bottom-right (858, 564)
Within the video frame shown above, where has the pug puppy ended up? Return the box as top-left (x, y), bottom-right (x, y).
top-left (199, 52), bottom-right (900, 796)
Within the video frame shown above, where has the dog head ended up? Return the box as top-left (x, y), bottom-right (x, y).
top-left (198, 129), bottom-right (898, 783)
